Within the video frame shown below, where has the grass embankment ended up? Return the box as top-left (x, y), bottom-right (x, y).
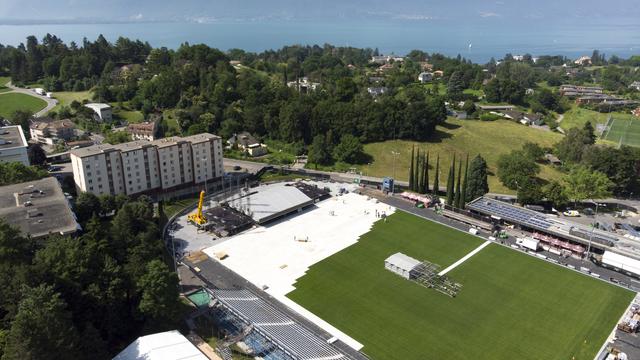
top-left (359, 118), bottom-right (564, 194)
top-left (0, 92), bottom-right (47, 118)
top-left (0, 77), bottom-right (10, 93)
top-left (288, 211), bottom-right (634, 360)
top-left (51, 90), bottom-right (92, 113)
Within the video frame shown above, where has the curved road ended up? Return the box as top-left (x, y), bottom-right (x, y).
top-left (2, 80), bottom-right (58, 117)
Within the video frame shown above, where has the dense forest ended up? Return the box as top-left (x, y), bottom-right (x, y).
top-left (0, 195), bottom-right (181, 359)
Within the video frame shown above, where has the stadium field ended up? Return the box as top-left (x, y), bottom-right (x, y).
top-left (602, 117), bottom-right (640, 148)
top-left (287, 211), bottom-right (634, 360)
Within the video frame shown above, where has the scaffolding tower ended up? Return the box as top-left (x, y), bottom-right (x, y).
top-left (412, 260), bottom-right (463, 298)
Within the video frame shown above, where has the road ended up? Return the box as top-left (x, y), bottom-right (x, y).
top-left (5, 82), bottom-right (58, 117)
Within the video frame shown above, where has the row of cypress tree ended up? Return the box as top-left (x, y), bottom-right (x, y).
top-left (408, 146), bottom-right (488, 209)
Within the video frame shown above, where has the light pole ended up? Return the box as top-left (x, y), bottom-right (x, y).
top-left (585, 200), bottom-right (603, 261)
top-left (391, 151), bottom-right (400, 193)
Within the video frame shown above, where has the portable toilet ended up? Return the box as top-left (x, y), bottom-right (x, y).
top-left (382, 177), bottom-right (394, 193)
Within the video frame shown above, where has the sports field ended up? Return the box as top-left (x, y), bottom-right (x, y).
top-left (602, 117), bottom-right (640, 148)
top-left (0, 93), bottom-right (47, 118)
top-left (288, 211), bottom-right (634, 360)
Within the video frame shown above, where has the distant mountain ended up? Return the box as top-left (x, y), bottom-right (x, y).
top-left (1, 0), bottom-right (639, 25)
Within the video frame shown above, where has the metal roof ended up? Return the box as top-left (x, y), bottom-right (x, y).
top-left (231, 183), bottom-right (314, 224)
top-left (385, 252), bottom-right (421, 272)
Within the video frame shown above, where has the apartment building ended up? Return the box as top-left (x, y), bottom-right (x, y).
top-left (70, 133), bottom-right (223, 196)
top-left (30, 118), bottom-right (75, 145)
top-left (0, 126), bottom-right (29, 166)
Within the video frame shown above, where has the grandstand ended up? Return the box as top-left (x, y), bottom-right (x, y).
top-left (210, 289), bottom-right (351, 360)
top-left (466, 197), bottom-right (638, 255)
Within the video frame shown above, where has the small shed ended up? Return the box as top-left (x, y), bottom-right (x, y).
top-left (385, 252), bottom-right (421, 279)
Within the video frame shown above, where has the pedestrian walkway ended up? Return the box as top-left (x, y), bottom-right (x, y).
top-left (438, 241), bottom-right (491, 276)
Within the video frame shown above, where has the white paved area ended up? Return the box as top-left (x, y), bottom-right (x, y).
top-left (203, 189), bottom-right (394, 350)
top-left (438, 241), bottom-right (492, 276)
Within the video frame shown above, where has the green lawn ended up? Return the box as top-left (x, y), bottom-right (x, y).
top-left (51, 90), bottom-right (92, 112)
top-left (113, 108), bottom-right (144, 123)
top-left (359, 118), bottom-right (564, 194)
top-left (288, 211), bottom-right (634, 360)
top-left (0, 92), bottom-right (47, 118)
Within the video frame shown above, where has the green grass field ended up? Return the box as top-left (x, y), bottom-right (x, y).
top-left (0, 92), bottom-right (47, 118)
top-left (288, 211), bottom-right (634, 360)
top-left (359, 118), bottom-right (564, 194)
top-left (603, 117), bottom-right (640, 148)
top-left (561, 106), bottom-right (636, 131)
top-left (51, 90), bottom-right (92, 112)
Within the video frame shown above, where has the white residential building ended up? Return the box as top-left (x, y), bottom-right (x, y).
top-left (30, 119), bottom-right (75, 145)
top-left (70, 133), bottom-right (223, 196)
top-left (418, 72), bottom-right (433, 83)
top-left (84, 103), bottom-right (113, 122)
top-left (0, 126), bottom-right (29, 166)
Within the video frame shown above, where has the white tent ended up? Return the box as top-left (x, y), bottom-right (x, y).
top-left (113, 330), bottom-right (208, 360)
top-left (385, 252), bottom-right (421, 279)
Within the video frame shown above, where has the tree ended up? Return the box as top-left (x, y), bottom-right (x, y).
top-left (0, 162), bottom-right (48, 186)
top-left (432, 154), bottom-right (440, 196)
top-left (517, 177), bottom-right (543, 205)
top-left (137, 260), bottom-right (179, 321)
top-left (522, 142), bottom-right (545, 162)
top-left (74, 192), bottom-right (101, 223)
top-left (453, 159), bottom-right (462, 208)
top-left (582, 145), bottom-right (640, 197)
top-left (332, 134), bottom-right (364, 164)
top-left (10, 111), bottom-right (32, 140)
top-left (555, 123), bottom-right (596, 163)
top-left (497, 150), bottom-right (540, 190)
top-left (446, 155), bottom-right (456, 206)
top-left (564, 166), bottom-right (613, 204)
top-left (543, 181), bottom-right (569, 209)
top-left (104, 130), bottom-right (131, 145)
top-left (409, 146), bottom-right (415, 191)
top-left (2, 285), bottom-right (82, 360)
top-left (308, 134), bottom-right (332, 167)
top-left (447, 71), bottom-right (465, 100)
top-left (27, 144), bottom-right (47, 166)
top-left (422, 152), bottom-right (430, 194)
top-left (0, 219), bottom-right (33, 265)
top-left (459, 154), bottom-right (469, 207)
top-left (465, 155), bottom-right (489, 201)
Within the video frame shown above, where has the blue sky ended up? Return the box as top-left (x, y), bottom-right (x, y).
top-left (0, 0), bottom-right (638, 24)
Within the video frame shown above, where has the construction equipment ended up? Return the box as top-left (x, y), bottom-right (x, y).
top-left (188, 190), bottom-right (207, 226)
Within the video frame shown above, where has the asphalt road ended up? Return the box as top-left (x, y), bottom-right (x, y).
top-left (5, 82), bottom-right (58, 117)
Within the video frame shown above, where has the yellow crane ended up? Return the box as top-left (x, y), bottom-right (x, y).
top-left (188, 190), bottom-right (207, 225)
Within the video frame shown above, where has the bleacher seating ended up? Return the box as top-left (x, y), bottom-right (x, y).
top-left (213, 289), bottom-right (348, 360)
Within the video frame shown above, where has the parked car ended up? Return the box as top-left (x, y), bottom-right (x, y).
top-left (563, 210), bottom-right (580, 217)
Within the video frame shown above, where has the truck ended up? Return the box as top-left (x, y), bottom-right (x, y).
top-left (515, 237), bottom-right (540, 251)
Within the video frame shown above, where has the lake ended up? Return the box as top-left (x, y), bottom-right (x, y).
top-left (1, 19), bottom-right (639, 62)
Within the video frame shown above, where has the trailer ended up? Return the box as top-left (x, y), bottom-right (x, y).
top-left (516, 237), bottom-right (540, 251)
top-left (601, 251), bottom-right (640, 277)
